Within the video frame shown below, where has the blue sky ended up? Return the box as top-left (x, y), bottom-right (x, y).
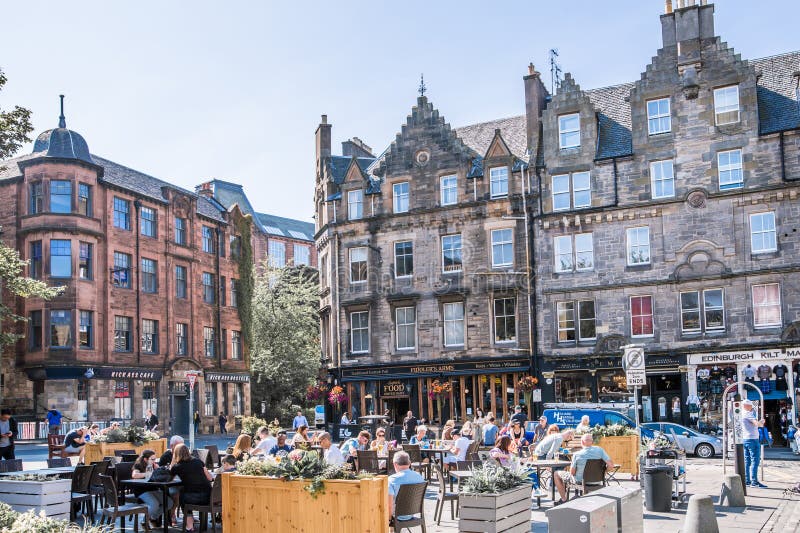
top-left (1, 1), bottom-right (797, 222)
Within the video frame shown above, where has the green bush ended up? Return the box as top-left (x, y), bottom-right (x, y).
top-left (461, 464), bottom-right (532, 495)
top-left (0, 502), bottom-right (17, 529)
top-left (240, 416), bottom-right (268, 436)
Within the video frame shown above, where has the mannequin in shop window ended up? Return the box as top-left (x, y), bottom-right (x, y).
top-left (744, 364), bottom-right (756, 383)
top-left (774, 364), bottom-right (789, 391)
top-left (757, 364), bottom-right (772, 393)
top-left (686, 394), bottom-right (700, 426)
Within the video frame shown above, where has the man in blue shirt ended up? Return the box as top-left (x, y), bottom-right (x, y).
top-left (293, 410), bottom-right (309, 430)
top-left (554, 434), bottom-right (614, 502)
top-left (268, 433), bottom-right (293, 456)
top-left (482, 416), bottom-right (499, 446)
top-left (46, 407), bottom-right (63, 434)
top-left (388, 451), bottom-right (425, 521)
top-left (741, 400), bottom-right (767, 487)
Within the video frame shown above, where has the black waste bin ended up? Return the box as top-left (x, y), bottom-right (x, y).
top-left (643, 465), bottom-right (673, 512)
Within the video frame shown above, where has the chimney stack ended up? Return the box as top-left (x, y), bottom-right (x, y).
top-left (523, 63), bottom-right (548, 160)
top-left (315, 114), bottom-right (332, 176)
top-left (660, 0), bottom-right (715, 63)
top-left (195, 181), bottom-right (214, 199)
top-left (342, 137), bottom-right (375, 158)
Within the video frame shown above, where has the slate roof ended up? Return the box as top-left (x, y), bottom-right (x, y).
top-left (328, 156), bottom-right (375, 184)
top-left (202, 179), bottom-right (258, 218)
top-left (255, 212), bottom-right (315, 242)
top-left (455, 115), bottom-right (528, 158)
top-left (751, 51), bottom-right (800, 134)
top-left (585, 82), bottom-right (636, 159)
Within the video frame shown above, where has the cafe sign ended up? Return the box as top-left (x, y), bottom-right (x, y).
top-left (205, 372), bottom-right (250, 383)
top-left (381, 380), bottom-right (409, 398)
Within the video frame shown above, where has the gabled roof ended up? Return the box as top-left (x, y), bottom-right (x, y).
top-left (751, 51), bottom-right (800, 134)
top-left (327, 155), bottom-right (374, 184)
top-left (255, 212), bottom-right (315, 242)
top-left (455, 115), bottom-right (527, 159)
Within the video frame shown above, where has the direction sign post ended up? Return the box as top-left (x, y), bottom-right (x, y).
top-left (622, 345), bottom-right (646, 438)
top-left (186, 372), bottom-right (201, 451)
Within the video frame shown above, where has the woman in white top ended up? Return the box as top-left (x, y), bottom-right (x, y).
top-left (574, 415), bottom-right (592, 434)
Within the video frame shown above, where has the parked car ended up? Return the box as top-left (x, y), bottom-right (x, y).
top-left (641, 422), bottom-right (722, 458)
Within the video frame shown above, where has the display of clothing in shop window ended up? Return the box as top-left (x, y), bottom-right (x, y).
top-left (723, 366), bottom-right (736, 380)
top-left (774, 364), bottom-right (789, 391)
top-left (710, 366), bottom-right (723, 380)
top-left (686, 394), bottom-right (700, 415)
top-left (744, 365), bottom-right (756, 383)
top-left (794, 363), bottom-right (800, 388)
top-left (758, 379), bottom-right (771, 393)
top-left (711, 380), bottom-right (724, 394)
top-left (757, 364), bottom-right (772, 380)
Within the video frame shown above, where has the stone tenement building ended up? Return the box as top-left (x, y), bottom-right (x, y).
top-left (317, 1), bottom-right (800, 433)
top-left (0, 108), bottom-right (313, 433)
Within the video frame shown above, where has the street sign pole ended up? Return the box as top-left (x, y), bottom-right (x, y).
top-left (623, 345), bottom-right (646, 445)
top-left (187, 372), bottom-right (199, 451)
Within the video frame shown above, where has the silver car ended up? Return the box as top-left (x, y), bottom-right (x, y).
top-left (641, 422), bottom-right (723, 458)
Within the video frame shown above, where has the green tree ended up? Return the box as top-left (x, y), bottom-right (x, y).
top-left (0, 68), bottom-right (33, 164)
top-left (249, 264), bottom-right (320, 422)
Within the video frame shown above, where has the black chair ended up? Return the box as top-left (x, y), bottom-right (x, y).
top-left (391, 482), bottom-right (428, 532)
top-left (356, 450), bottom-right (381, 474)
top-left (571, 459), bottom-right (607, 498)
top-left (192, 449), bottom-right (210, 467)
top-left (386, 449), bottom-right (398, 476)
top-left (433, 465), bottom-right (458, 525)
top-left (98, 474), bottom-right (151, 532)
top-left (0, 459), bottom-right (23, 472)
top-left (182, 474), bottom-right (223, 532)
top-left (70, 464), bottom-right (95, 522)
top-left (114, 449), bottom-right (137, 457)
top-left (90, 460), bottom-right (112, 509)
top-left (403, 445), bottom-right (430, 480)
top-left (121, 453), bottom-right (140, 463)
top-left (204, 445), bottom-right (221, 469)
top-left (47, 457), bottom-right (73, 468)
top-left (114, 461), bottom-right (135, 503)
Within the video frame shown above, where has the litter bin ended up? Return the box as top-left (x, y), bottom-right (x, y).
top-left (643, 464), bottom-right (673, 512)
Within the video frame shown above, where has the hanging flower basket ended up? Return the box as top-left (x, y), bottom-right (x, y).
top-left (328, 386), bottom-right (347, 411)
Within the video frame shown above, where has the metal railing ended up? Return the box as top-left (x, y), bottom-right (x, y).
top-left (17, 420), bottom-right (126, 440)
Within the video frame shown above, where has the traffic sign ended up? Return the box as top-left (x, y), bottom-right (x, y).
top-left (622, 345), bottom-right (646, 388)
top-left (187, 372), bottom-right (198, 389)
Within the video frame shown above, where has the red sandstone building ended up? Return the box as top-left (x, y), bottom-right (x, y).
top-left (0, 108), bottom-right (314, 433)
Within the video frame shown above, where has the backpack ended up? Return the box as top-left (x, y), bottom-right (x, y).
top-left (149, 466), bottom-right (172, 483)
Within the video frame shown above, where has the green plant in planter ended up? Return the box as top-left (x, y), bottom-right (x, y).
top-left (590, 424), bottom-right (637, 439)
top-left (238, 450), bottom-right (359, 498)
top-left (239, 416), bottom-right (268, 437)
top-left (0, 502), bottom-right (18, 529)
top-left (461, 464), bottom-right (532, 494)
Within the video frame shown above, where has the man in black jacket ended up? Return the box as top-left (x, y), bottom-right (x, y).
top-left (0, 409), bottom-right (19, 460)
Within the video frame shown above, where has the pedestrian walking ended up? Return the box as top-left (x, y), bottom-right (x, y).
top-left (46, 406), bottom-right (63, 435)
top-left (145, 408), bottom-right (159, 432)
top-left (218, 412), bottom-right (228, 435)
top-left (193, 411), bottom-right (201, 434)
top-left (292, 410), bottom-right (308, 430)
top-left (741, 399), bottom-right (767, 488)
top-left (0, 409), bottom-right (19, 460)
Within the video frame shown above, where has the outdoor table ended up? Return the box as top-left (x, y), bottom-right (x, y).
top-left (420, 447), bottom-right (451, 466)
top-left (448, 469), bottom-right (473, 492)
top-left (525, 459), bottom-right (571, 508)
top-left (0, 466), bottom-right (75, 477)
top-left (120, 478), bottom-right (182, 533)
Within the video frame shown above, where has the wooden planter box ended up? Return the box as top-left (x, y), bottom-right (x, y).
top-left (597, 435), bottom-right (640, 477)
top-left (0, 478), bottom-right (71, 520)
top-left (85, 438), bottom-right (167, 464)
top-left (458, 484), bottom-right (532, 533)
top-left (222, 473), bottom-right (388, 533)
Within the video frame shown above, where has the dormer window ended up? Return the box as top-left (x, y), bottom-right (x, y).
top-left (558, 113), bottom-right (580, 149)
top-left (489, 167), bottom-right (509, 198)
top-left (714, 85), bottom-right (740, 125)
top-left (348, 190), bottom-right (363, 220)
top-left (647, 98), bottom-right (671, 135)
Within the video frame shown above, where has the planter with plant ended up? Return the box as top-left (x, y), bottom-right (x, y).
top-left (458, 464), bottom-right (533, 533)
top-left (85, 426), bottom-right (165, 464)
top-left (223, 450), bottom-right (387, 532)
top-left (0, 504), bottom-right (111, 532)
top-left (590, 424), bottom-right (640, 478)
top-left (238, 416), bottom-right (268, 437)
top-left (0, 475), bottom-right (71, 520)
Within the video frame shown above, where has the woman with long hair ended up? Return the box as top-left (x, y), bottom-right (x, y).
top-left (291, 425), bottom-right (311, 450)
top-left (132, 449), bottom-right (172, 528)
top-left (490, 435), bottom-right (513, 467)
top-left (170, 444), bottom-right (212, 532)
top-left (231, 433), bottom-right (252, 461)
top-left (441, 420), bottom-right (456, 441)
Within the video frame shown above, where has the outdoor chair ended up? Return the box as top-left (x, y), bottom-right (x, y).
top-left (403, 444), bottom-right (430, 480)
top-left (182, 473), bottom-right (223, 532)
top-left (90, 460), bottom-right (112, 509)
top-left (114, 461), bottom-right (135, 503)
top-left (571, 459), bottom-right (607, 498)
top-left (356, 450), bottom-right (381, 474)
top-left (47, 457), bottom-right (73, 468)
top-left (465, 440), bottom-right (481, 461)
top-left (192, 448), bottom-right (210, 467)
top-left (433, 465), bottom-right (458, 525)
top-left (120, 453), bottom-right (139, 463)
top-left (0, 459), bottom-right (22, 472)
top-left (390, 481), bottom-right (428, 533)
top-left (204, 445), bottom-right (221, 468)
top-left (386, 449), bottom-right (398, 476)
top-left (114, 449), bottom-right (136, 457)
top-left (48, 434), bottom-right (66, 459)
top-left (98, 474), bottom-right (151, 532)
top-left (70, 464), bottom-right (95, 522)
top-left (456, 460), bottom-right (481, 471)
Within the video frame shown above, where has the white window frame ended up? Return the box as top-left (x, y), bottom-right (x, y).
top-left (572, 171), bottom-right (591, 208)
top-left (394, 241), bottom-right (413, 278)
top-left (268, 240), bottom-right (286, 268)
top-left (714, 85), bottom-right (740, 125)
top-left (574, 233), bottom-right (594, 271)
top-left (647, 97), bottom-right (671, 135)
top-left (347, 190), bottom-right (363, 220)
top-left (440, 175), bottom-right (458, 206)
top-left (750, 212), bottom-right (777, 254)
top-left (293, 244), bottom-right (310, 266)
top-left (556, 300), bottom-right (595, 343)
top-left (393, 182), bottom-right (409, 213)
top-left (350, 311), bottom-right (370, 354)
top-left (489, 166), bottom-right (509, 198)
top-left (555, 233), bottom-right (593, 272)
top-left (626, 227), bottom-right (651, 266)
top-left (718, 149), bottom-right (743, 190)
top-left (395, 307), bottom-right (416, 350)
top-left (493, 297), bottom-right (517, 344)
top-left (491, 228), bottom-right (513, 268)
top-left (552, 174), bottom-right (571, 211)
top-left (443, 302), bottom-right (465, 347)
top-left (552, 172), bottom-right (591, 211)
top-left (752, 283), bottom-right (782, 328)
top-left (558, 113), bottom-right (580, 149)
top-left (650, 160), bottom-right (675, 199)
top-left (349, 247), bottom-right (368, 283)
top-left (630, 295), bottom-right (654, 338)
top-left (441, 234), bottom-right (462, 273)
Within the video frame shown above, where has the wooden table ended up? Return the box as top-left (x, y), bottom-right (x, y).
top-left (448, 469), bottom-right (473, 492)
top-left (120, 478), bottom-right (182, 533)
top-left (525, 459), bottom-right (571, 507)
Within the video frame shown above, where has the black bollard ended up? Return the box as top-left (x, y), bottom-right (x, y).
top-left (734, 443), bottom-right (746, 496)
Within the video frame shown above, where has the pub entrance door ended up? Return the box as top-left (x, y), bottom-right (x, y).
top-left (381, 397), bottom-right (410, 425)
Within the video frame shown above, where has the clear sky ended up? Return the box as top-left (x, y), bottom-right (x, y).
top-left (1, 1), bottom-right (797, 222)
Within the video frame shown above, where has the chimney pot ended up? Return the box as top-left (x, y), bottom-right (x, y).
top-left (665, 0), bottom-right (673, 13)
top-left (528, 63), bottom-right (538, 76)
top-left (321, 114), bottom-right (328, 124)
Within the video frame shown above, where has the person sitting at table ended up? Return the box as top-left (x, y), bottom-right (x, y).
top-left (158, 435), bottom-right (184, 466)
top-left (170, 444), bottom-right (212, 532)
top-left (553, 433), bottom-right (614, 503)
top-left (534, 427), bottom-right (573, 460)
top-left (84, 424), bottom-right (100, 442)
top-left (574, 415), bottom-right (592, 434)
top-left (215, 454), bottom-right (238, 474)
top-left (318, 432), bottom-right (345, 465)
top-left (253, 426), bottom-right (277, 456)
top-left (482, 416), bottom-right (499, 446)
top-left (340, 412), bottom-right (351, 425)
top-left (441, 420), bottom-right (456, 441)
top-left (132, 449), bottom-right (172, 528)
top-left (63, 426), bottom-right (87, 463)
top-left (340, 430), bottom-right (371, 459)
top-left (460, 420), bottom-right (474, 440)
top-left (370, 427), bottom-right (389, 454)
top-left (387, 451), bottom-right (425, 523)
top-left (100, 421), bottom-right (121, 435)
top-left (490, 435), bottom-right (514, 467)
top-left (408, 425), bottom-right (429, 446)
top-left (531, 416), bottom-right (549, 445)
top-left (442, 428), bottom-right (471, 468)
top-left (268, 433), bottom-right (293, 456)
top-left (291, 425), bottom-right (311, 450)
top-left (231, 434), bottom-right (253, 461)
top-left (508, 420), bottom-right (529, 455)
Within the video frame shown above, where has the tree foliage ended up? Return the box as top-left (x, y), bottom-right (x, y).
top-left (249, 264), bottom-right (320, 421)
top-left (0, 68), bottom-right (33, 163)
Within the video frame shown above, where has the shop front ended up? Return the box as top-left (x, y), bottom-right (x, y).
top-left (686, 346), bottom-right (800, 445)
top-left (339, 357), bottom-right (531, 425)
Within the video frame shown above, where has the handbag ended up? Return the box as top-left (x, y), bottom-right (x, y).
top-left (758, 427), bottom-right (772, 446)
top-left (149, 466), bottom-right (172, 482)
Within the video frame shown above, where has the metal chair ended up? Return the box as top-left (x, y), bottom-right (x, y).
top-left (0, 459), bottom-right (23, 472)
top-left (182, 474), bottom-right (223, 532)
top-left (114, 461), bottom-right (135, 503)
top-left (70, 464), bottom-right (95, 522)
top-left (403, 444), bottom-right (430, 480)
top-left (192, 448), bottom-right (210, 467)
top-left (204, 445), bottom-right (221, 469)
top-left (90, 460), bottom-right (112, 509)
top-left (433, 465), bottom-right (458, 525)
top-left (356, 450), bottom-right (381, 474)
top-left (391, 482), bottom-right (428, 533)
top-left (114, 449), bottom-right (137, 458)
top-left (98, 474), bottom-right (151, 532)
top-left (571, 459), bottom-right (607, 498)
top-left (120, 453), bottom-right (140, 463)
top-left (47, 457), bottom-right (73, 468)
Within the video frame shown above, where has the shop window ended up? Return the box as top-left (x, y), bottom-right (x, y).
top-left (597, 370), bottom-right (628, 402)
top-left (232, 383), bottom-right (244, 416)
top-left (204, 384), bottom-right (217, 416)
top-left (630, 296), bottom-right (654, 337)
top-left (555, 373), bottom-right (592, 403)
top-left (114, 316), bottom-right (132, 352)
top-left (142, 381), bottom-right (158, 416)
top-left (680, 289), bottom-right (725, 333)
top-left (77, 380), bottom-right (88, 401)
top-left (114, 380), bottom-right (131, 419)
